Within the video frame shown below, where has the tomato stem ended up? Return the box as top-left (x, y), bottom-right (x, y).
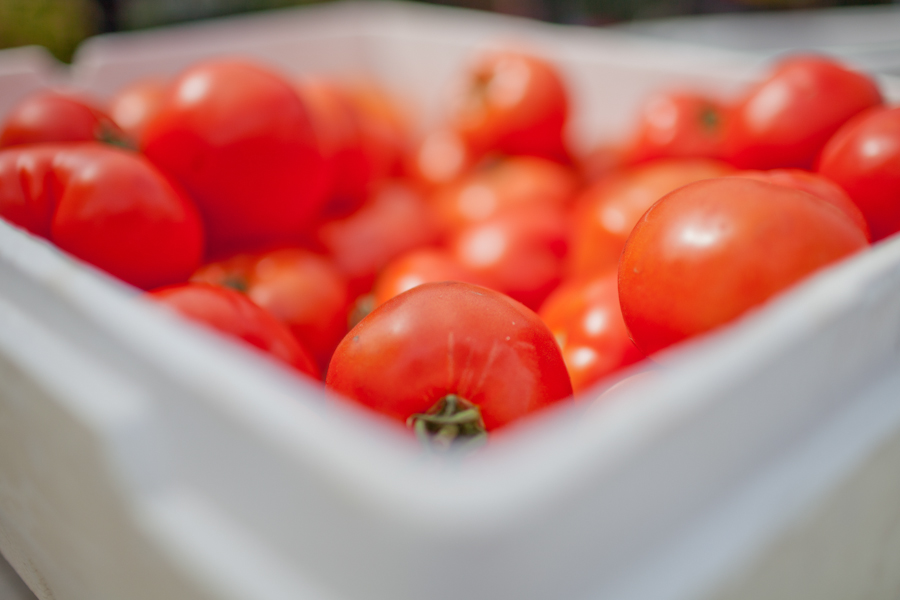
top-left (407, 394), bottom-right (487, 452)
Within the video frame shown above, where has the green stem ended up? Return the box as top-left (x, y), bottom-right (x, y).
top-left (407, 394), bottom-right (487, 452)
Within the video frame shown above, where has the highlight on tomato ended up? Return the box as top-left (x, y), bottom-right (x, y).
top-left (148, 283), bottom-right (320, 380)
top-left (0, 91), bottom-right (127, 148)
top-left (107, 77), bottom-right (170, 144)
top-left (326, 281), bottom-right (573, 447)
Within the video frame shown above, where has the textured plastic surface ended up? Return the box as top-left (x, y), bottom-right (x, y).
top-left (1, 3), bottom-right (900, 600)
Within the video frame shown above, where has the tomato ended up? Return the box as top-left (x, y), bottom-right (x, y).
top-left (619, 177), bottom-right (869, 355)
top-left (577, 143), bottom-right (627, 184)
top-left (141, 60), bottom-right (329, 254)
top-left (0, 91), bottom-right (127, 148)
top-left (148, 283), bottom-right (319, 379)
top-left (407, 128), bottom-right (472, 189)
top-left (0, 143), bottom-right (204, 290)
top-left (432, 155), bottom-right (579, 232)
top-left (539, 270), bottom-right (643, 394)
top-left (727, 55), bottom-right (882, 170)
top-left (192, 247), bottom-right (349, 371)
top-left (107, 77), bottom-right (169, 143)
top-left (735, 168), bottom-right (869, 239)
top-left (344, 80), bottom-right (409, 184)
top-left (452, 50), bottom-right (569, 162)
top-left (627, 91), bottom-right (730, 164)
top-left (451, 204), bottom-right (568, 311)
top-left (317, 181), bottom-right (440, 296)
top-left (371, 247), bottom-right (479, 308)
top-left (568, 158), bottom-right (733, 278)
top-left (817, 106), bottom-right (900, 242)
top-left (327, 281), bottom-right (572, 438)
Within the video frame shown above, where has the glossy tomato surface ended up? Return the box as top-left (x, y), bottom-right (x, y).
top-left (142, 60), bottom-right (328, 254)
top-left (149, 283), bottom-right (319, 379)
top-left (539, 270), bottom-right (643, 394)
top-left (327, 281), bottom-right (572, 431)
top-left (569, 158), bottom-right (733, 278)
top-left (627, 91), bottom-right (730, 163)
top-left (0, 92), bottom-right (124, 148)
top-left (727, 55), bottom-right (882, 170)
top-left (0, 143), bottom-right (204, 290)
top-left (817, 106), bottom-right (900, 241)
top-left (452, 50), bottom-right (569, 162)
top-left (619, 177), bottom-right (869, 355)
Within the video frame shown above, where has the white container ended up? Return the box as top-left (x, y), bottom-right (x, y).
top-left (1, 3), bottom-right (900, 600)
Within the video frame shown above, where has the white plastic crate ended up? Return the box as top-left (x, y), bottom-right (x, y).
top-left (1, 3), bottom-right (900, 600)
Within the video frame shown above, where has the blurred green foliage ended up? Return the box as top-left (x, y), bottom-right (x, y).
top-left (0, 0), bottom-right (100, 62)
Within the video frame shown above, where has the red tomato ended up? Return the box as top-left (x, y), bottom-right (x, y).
top-left (317, 181), bottom-right (440, 296)
top-left (619, 177), bottom-right (869, 355)
top-left (627, 91), bottom-right (730, 163)
top-left (432, 155), bottom-right (580, 232)
top-left (327, 281), bottom-right (572, 435)
top-left (371, 247), bottom-right (479, 308)
top-left (148, 283), bottom-right (319, 379)
top-left (817, 106), bottom-right (900, 241)
top-left (451, 205), bottom-right (568, 311)
top-left (452, 50), bottom-right (569, 162)
top-left (539, 271), bottom-right (643, 394)
top-left (107, 77), bottom-right (169, 143)
top-left (192, 248), bottom-right (349, 372)
top-left (0, 143), bottom-right (204, 289)
top-left (141, 60), bottom-right (329, 254)
top-left (727, 55), bottom-right (882, 170)
top-left (568, 158), bottom-right (733, 278)
top-left (0, 91), bottom-right (126, 148)
top-left (344, 80), bottom-right (410, 184)
top-left (407, 128), bottom-right (472, 190)
top-left (735, 168), bottom-right (869, 239)
top-left (577, 143), bottom-right (627, 184)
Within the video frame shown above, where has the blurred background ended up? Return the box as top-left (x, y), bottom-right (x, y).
top-left (1, 0), bottom-right (899, 64)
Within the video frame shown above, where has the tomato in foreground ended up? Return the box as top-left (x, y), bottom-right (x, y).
top-left (0, 92), bottom-right (127, 148)
top-left (619, 177), bottom-right (869, 355)
top-left (148, 283), bottom-right (320, 380)
top-left (539, 271), bottom-right (643, 394)
top-left (817, 106), bottom-right (900, 242)
top-left (0, 143), bottom-right (204, 289)
top-left (327, 282), bottom-right (572, 443)
top-left (142, 60), bottom-right (329, 254)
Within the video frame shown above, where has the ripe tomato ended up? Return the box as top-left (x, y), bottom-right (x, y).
top-left (148, 283), bottom-right (319, 379)
top-left (451, 204), bottom-right (568, 311)
top-left (627, 91), bottom-right (730, 163)
top-left (317, 181), bottom-right (440, 296)
top-left (568, 158), bottom-right (733, 278)
top-left (192, 247), bottom-right (349, 372)
top-left (141, 60), bottom-right (329, 254)
top-left (817, 106), bottom-right (900, 241)
top-left (539, 270), bottom-right (643, 394)
top-left (327, 281), bottom-right (572, 437)
top-left (0, 91), bottom-right (126, 148)
top-left (344, 80), bottom-right (409, 184)
top-left (371, 247), bottom-right (479, 308)
top-left (0, 143), bottom-right (204, 290)
top-left (619, 177), bottom-right (869, 355)
top-left (107, 77), bottom-right (169, 143)
top-left (727, 55), bottom-right (882, 170)
top-left (577, 143), bottom-right (627, 184)
top-left (407, 128), bottom-right (472, 190)
top-left (735, 168), bottom-right (869, 239)
top-left (432, 155), bottom-right (579, 232)
top-left (452, 50), bottom-right (569, 162)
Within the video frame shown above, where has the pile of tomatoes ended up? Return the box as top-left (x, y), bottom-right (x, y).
top-left (1, 47), bottom-right (898, 447)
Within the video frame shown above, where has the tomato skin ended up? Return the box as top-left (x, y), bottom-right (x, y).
top-left (619, 177), bottom-right (869, 355)
top-left (371, 248), bottom-right (480, 308)
top-left (735, 168), bottom-right (870, 240)
top-left (107, 77), bottom-right (169, 143)
top-left (0, 143), bottom-right (204, 290)
top-left (192, 248), bottom-right (349, 372)
top-left (327, 281), bottom-right (572, 430)
top-left (727, 55), bottom-right (882, 170)
top-left (141, 60), bottom-right (328, 254)
top-left (451, 205), bottom-right (569, 311)
top-left (433, 155), bottom-right (579, 233)
top-left (453, 51), bottom-right (569, 162)
top-left (627, 91), bottom-right (730, 163)
top-left (539, 271), bottom-right (643, 394)
top-left (0, 92), bottom-right (123, 148)
top-left (568, 158), bottom-right (734, 278)
top-left (817, 106), bottom-right (900, 242)
top-left (148, 283), bottom-right (319, 379)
